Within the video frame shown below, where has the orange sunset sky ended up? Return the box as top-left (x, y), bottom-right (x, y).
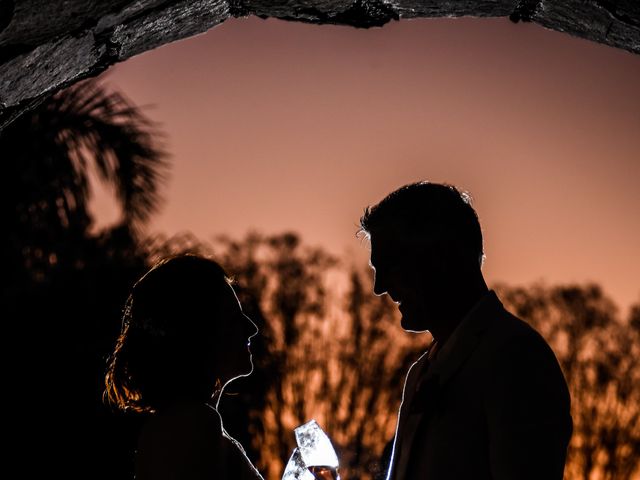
top-left (92, 16), bottom-right (640, 315)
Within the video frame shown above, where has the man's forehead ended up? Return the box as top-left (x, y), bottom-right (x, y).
top-left (369, 226), bottom-right (428, 246)
top-left (369, 229), bottom-right (427, 264)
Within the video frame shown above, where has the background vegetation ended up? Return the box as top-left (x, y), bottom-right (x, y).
top-left (1, 81), bottom-right (638, 479)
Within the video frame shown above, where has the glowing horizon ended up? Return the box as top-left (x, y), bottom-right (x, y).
top-left (91, 16), bottom-right (640, 315)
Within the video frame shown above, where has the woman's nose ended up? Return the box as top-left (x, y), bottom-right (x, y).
top-left (245, 314), bottom-right (259, 338)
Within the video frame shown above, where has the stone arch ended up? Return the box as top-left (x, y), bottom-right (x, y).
top-left (0, 0), bottom-right (638, 130)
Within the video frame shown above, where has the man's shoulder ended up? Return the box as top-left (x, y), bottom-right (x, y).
top-left (479, 297), bottom-right (571, 419)
top-left (495, 307), bottom-right (541, 341)
top-left (480, 295), bottom-right (557, 363)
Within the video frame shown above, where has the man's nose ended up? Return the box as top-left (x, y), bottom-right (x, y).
top-left (373, 271), bottom-right (387, 297)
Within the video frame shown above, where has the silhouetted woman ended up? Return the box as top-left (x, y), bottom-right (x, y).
top-left (105, 255), bottom-right (263, 480)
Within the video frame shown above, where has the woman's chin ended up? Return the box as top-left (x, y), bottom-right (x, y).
top-left (221, 357), bottom-right (254, 386)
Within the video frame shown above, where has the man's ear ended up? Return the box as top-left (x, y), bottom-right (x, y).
top-left (412, 243), bottom-right (445, 277)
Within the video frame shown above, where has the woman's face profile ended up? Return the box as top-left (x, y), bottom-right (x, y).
top-left (210, 283), bottom-right (258, 387)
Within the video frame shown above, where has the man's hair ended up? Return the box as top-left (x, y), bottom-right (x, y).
top-left (359, 181), bottom-right (485, 266)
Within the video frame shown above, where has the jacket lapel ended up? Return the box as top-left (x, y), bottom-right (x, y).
top-left (390, 292), bottom-right (503, 479)
top-left (387, 351), bottom-right (430, 480)
top-left (421, 291), bottom-right (500, 389)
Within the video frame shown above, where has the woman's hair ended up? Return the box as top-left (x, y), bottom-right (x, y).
top-left (104, 254), bottom-right (233, 413)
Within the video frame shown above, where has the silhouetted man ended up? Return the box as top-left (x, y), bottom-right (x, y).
top-left (359, 182), bottom-right (572, 480)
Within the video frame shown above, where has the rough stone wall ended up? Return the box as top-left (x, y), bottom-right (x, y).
top-left (0, 0), bottom-right (638, 130)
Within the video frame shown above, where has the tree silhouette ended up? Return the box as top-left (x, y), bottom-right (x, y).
top-left (630, 298), bottom-right (640, 333)
top-left (497, 284), bottom-right (640, 480)
top-left (0, 78), bottom-right (167, 290)
top-left (0, 79), bottom-right (167, 480)
top-left (123, 232), bottom-right (640, 480)
top-left (319, 267), bottom-right (429, 479)
top-left (217, 232), bottom-right (339, 478)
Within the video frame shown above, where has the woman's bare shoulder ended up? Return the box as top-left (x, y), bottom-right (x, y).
top-left (141, 402), bottom-right (223, 440)
top-left (135, 402), bottom-right (228, 480)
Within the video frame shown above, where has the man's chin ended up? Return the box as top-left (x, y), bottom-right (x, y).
top-left (400, 313), bottom-right (429, 333)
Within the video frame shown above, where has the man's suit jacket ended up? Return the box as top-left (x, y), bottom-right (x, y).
top-left (387, 291), bottom-right (572, 480)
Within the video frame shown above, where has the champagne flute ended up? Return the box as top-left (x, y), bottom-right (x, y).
top-left (282, 420), bottom-right (340, 480)
top-left (307, 465), bottom-right (340, 480)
